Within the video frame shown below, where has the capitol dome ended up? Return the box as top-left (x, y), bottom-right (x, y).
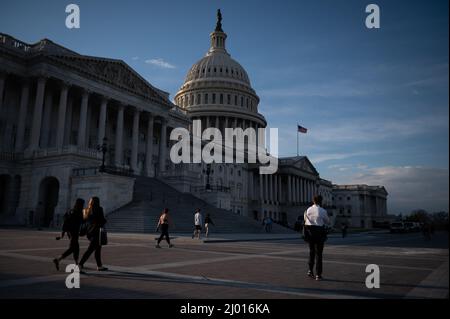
top-left (175, 10), bottom-right (266, 133)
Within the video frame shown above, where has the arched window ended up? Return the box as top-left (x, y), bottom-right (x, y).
top-left (220, 94), bottom-right (223, 104)
top-left (246, 98), bottom-right (249, 108)
top-left (212, 93), bottom-right (216, 104)
top-left (227, 94), bottom-right (231, 105)
top-left (240, 96), bottom-right (244, 107)
top-left (197, 94), bottom-right (201, 105)
top-left (234, 95), bottom-right (238, 105)
top-left (205, 93), bottom-right (209, 104)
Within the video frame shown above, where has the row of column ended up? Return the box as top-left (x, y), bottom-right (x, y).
top-left (4, 75), bottom-right (168, 175)
top-left (259, 174), bottom-right (282, 203)
top-left (257, 174), bottom-right (317, 205)
top-left (287, 176), bottom-right (316, 204)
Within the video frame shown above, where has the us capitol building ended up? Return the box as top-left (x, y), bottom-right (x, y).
top-left (0, 11), bottom-right (388, 231)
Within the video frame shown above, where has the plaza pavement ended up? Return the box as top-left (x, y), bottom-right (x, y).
top-left (0, 228), bottom-right (448, 299)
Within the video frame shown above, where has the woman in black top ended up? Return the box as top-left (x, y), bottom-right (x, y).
top-left (53, 198), bottom-right (84, 270)
top-left (204, 213), bottom-right (215, 238)
top-left (78, 197), bottom-right (108, 272)
top-left (156, 208), bottom-right (173, 248)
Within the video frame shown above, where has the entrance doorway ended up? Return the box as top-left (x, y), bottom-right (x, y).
top-left (38, 177), bottom-right (59, 227)
top-left (0, 175), bottom-right (11, 215)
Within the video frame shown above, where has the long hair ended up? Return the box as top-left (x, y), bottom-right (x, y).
top-left (73, 198), bottom-right (85, 212)
top-left (161, 208), bottom-right (169, 216)
top-left (83, 197), bottom-right (100, 220)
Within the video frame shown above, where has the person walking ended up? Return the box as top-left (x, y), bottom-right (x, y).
top-left (155, 208), bottom-right (174, 248)
top-left (303, 195), bottom-right (330, 281)
top-left (192, 208), bottom-right (203, 239)
top-left (52, 198), bottom-right (84, 270)
top-left (204, 213), bottom-right (215, 238)
top-left (78, 197), bottom-right (108, 273)
top-left (341, 223), bottom-right (348, 238)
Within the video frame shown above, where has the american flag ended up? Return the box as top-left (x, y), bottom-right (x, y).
top-left (297, 125), bottom-right (308, 133)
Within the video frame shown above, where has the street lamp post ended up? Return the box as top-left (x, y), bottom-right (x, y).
top-left (97, 137), bottom-right (108, 172)
top-left (203, 164), bottom-right (214, 192)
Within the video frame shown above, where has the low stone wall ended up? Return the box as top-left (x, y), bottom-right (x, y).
top-left (70, 173), bottom-right (135, 216)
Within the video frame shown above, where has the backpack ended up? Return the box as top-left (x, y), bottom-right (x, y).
top-left (61, 209), bottom-right (74, 232)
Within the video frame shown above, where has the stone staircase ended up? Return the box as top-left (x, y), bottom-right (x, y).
top-left (106, 176), bottom-right (293, 234)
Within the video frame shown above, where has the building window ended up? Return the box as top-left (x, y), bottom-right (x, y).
top-left (197, 94), bottom-right (201, 105)
top-left (347, 196), bottom-right (351, 201)
top-left (205, 93), bottom-right (208, 104)
top-left (220, 94), bottom-right (223, 104)
top-left (234, 95), bottom-right (238, 105)
top-left (240, 96), bottom-right (244, 107)
top-left (212, 93), bottom-right (216, 104)
top-left (246, 98), bottom-right (249, 108)
top-left (227, 94), bottom-right (231, 105)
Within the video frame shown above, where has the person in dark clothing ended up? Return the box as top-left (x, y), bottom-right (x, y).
top-left (304, 195), bottom-right (330, 281)
top-left (341, 223), bottom-right (348, 238)
top-left (155, 208), bottom-right (173, 248)
top-left (78, 197), bottom-right (108, 272)
top-left (204, 213), bottom-right (215, 238)
top-left (53, 198), bottom-right (85, 270)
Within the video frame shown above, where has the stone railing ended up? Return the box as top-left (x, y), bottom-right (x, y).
top-left (72, 165), bottom-right (134, 178)
top-left (0, 151), bottom-right (23, 161)
top-left (30, 145), bottom-right (102, 159)
top-left (190, 185), bottom-right (231, 194)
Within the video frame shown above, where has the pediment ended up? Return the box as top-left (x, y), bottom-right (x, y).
top-left (293, 157), bottom-right (318, 175)
top-left (50, 55), bottom-right (171, 106)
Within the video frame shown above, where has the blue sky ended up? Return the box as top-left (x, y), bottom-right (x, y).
top-left (1, 0), bottom-right (448, 213)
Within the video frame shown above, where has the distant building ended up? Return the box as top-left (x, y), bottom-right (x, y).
top-left (332, 184), bottom-right (388, 228)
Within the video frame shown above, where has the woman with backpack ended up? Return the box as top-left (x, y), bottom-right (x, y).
top-left (53, 198), bottom-right (85, 270)
top-left (78, 197), bottom-right (108, 272)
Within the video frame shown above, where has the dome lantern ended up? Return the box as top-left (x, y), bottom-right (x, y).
top-left (208, 9), bottom-right (228, 56)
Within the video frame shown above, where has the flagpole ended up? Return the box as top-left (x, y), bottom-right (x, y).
top-left (297, 124), bottom-right (299, 156)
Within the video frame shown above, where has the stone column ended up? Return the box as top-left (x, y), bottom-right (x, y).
top-left (115, 104), bottom-right (124, 166)
top-left (215, 116), bottom-right (219, 128)
top-left (296, 177), bottom-right (300, 203)
top-left (98, 97), bottom-right (108, 146)
top-left (287, 175), bottom-right (292, 203)
top-left (29, 77), bottom-right (47, 151)
top-left (77, 89), bottom-right (89, 148)
top-left (159, 118), bottom-right (167, 173)
top-left (0, 72), bottom-right (5, 112)
top-left (278, 175), bottom-right (282, 203)
top-left (131, 108), bottom-right (140, 172)
top-left (56, 82), bottom-right (69, 148)
top-left (259, 174), bottom-right (264, 204)
top-left (64, 98), bottom-right (73, 145)
top-left (146, 114), bottom-right (154, 176)
top-left (274, 174), bottom-right (278, 203)
top-left (233, 117), bottom-right (237, 129)
top-left (206, 116), bottom-right (210, 129)
top-left (15, 81), bottom-right (30, 152)
top-left (40, 90), bottom-right (53, 148)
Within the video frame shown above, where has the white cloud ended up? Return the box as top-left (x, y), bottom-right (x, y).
top-left (145, 58), bottom-right (176, 69)
top-left (344, 166), bottom-right (449, 214)
top-left (131, 56), bottom-right (139, 60)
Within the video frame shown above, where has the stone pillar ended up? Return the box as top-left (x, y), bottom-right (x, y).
top-left (233, 117), bottom-right (237, 129)
top-left (64, 98), bottom-right (73, 145)
top-left (0, 72), bottom-right (5, 112)
top-left (278, 175), bottom-right (282, 203)
top-left (259, 174), bottom-right (264, 202)
top-left (206, 116), bottom-right (210, 128)
top-left (131, 108), bottom-right (140, 172)
top-left (159, 118), bottom-right (167, 173)
top-left (56, 82), bottom-right (69, 148)
top-left (29, 77), bottom-right (47, 151)
top-left (15, 81), bottom-right (30, 152)
top-left (40, 90), bottom-right (53, 148)
top-left (114, 104), bottom-right (124, 166)
top-left (287, 175), bottom-right (292, 203)
top-left (296, 177), bottom-right (300, 203)
top-left (77, 89), bottom-right (89, 148)
top-left (215, 116), bottom-right (219, 128)
top-left (146, 114), bottom-right (154, 176)
top-left (274, 174), bottom-right (278, 203)
top-left (98, 97), bottom-right (108, 146)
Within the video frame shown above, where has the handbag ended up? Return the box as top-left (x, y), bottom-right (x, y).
top-left (100, 227), bottom-right (108, 246)
top-left (79, 222), bottom-right (88, 237)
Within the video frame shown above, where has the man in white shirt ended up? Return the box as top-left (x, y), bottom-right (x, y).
top-left (304, 195), bottom-right (330, 281)
top-left (192, 208), bottom-right (203, 239)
